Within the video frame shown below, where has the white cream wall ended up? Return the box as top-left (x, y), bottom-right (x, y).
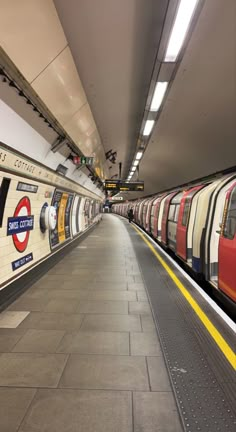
top-left (0, 172), bottom-right (54, 287)
top-left (0, 0), bottom-right (107, 180)
top-left (0, 98), bottom-right (103, 199)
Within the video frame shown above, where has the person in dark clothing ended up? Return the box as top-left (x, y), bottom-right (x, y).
top-left (127, 208), bottom-right (134, 223)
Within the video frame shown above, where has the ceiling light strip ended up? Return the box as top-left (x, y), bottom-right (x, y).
top-left (143, 120), bottom-right (155, 136)
top-left (136, 151), bottom-right (143, 160)
top-left (150, 81), bottom-right (168, 112)
top-left (165, 0), bottom-right (199, 62)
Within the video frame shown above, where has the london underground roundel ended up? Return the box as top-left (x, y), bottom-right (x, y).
top-left (12, 197), bottom-right (32, 252)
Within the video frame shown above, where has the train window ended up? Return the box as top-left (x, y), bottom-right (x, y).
top-left (182, 197), bottom-right (191, 226)
top-left (223, 187), bottom-right (236, 240)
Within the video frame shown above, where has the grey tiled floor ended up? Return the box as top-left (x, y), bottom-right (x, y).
top-left (0, 215), bottom-right (182, 432)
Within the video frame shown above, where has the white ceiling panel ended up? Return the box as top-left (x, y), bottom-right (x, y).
top-left (64, 103), bottom-right (97, 154)
top-left (0, 0), bottom-right (67, 83)
top-left (32, 47), bottom-right (87, 126)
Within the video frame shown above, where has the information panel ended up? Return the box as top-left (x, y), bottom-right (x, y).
top-left (105, 180), bottom-right (144, 191)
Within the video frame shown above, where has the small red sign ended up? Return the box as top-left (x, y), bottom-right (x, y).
top-left (73, 156), bottom-right (81, 165)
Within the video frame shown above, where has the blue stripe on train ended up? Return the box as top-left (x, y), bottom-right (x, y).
top-left (192, 256), bottom-right (201, 273)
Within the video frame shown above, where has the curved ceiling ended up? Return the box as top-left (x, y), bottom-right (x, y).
top-left (55, 0), bottom-right (236, 198)
top-left (54, 0), bottom-right (169, 179)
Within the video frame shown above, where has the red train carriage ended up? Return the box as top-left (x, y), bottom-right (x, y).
top-left (218, 182), bottom-right (236, 302)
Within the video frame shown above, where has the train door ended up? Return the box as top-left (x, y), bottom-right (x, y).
top-left (206, 178), bottom-right (236, 285)
top-left (218, 183), bottom-right (236, 302)
top-left (146, 197), bottom-right (156, 232)
top-left (142, 199), bottom-right (149, 227)
top-left (161, 192), bottom-right (178, 245)
top-left (142, 200), bottom-right (148, 228)
top-left (150, 197), bottom-right (160, 237)
top-left (138, 200), bottom-right (145, 224)
top-left (133, 203), bottom-right (138, 222)
top-left (167, 192), bottom-right (183, 251)
top-left (176, 186), bottom-right (203, 261)
top-left (157, 194), bottom-right (169, 241)
top-left (151, 195), bottom-right (164, 238)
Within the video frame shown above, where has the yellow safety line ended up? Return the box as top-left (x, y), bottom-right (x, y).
top-left (132, 224), bottom-right (236, 370)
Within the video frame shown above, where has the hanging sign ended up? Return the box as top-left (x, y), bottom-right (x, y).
top-left (110, 196), bottom-right (124, 201)
top-left (105, 180), bottom-right (144, 191)
top-left (73, 156), bottom-right (94, 166)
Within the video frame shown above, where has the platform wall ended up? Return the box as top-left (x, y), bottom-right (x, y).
top-left (0, 142), bottom-right (101, 291)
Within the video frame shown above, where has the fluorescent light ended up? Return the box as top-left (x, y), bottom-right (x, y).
top-left (133, 160), bottom-right (139, 167)
top-left (131, 167), bottom-right (136, 172)
top-left (136, 151), bottom-right (143, 160)
top-left (150, 82), bottom-right (168, 111)
top-left (143, 120), bottom-right (155, 136)
top-left (165, 0), bottom-right (199, 62)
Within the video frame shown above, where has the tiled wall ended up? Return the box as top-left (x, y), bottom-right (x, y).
top-left (0, 172), bottom-right (54, 286)
top-left (0, 171), bottom-right (100, 290)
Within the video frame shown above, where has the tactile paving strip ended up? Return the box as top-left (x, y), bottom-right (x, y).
top-left (129, 227), bottom-right (236, 432)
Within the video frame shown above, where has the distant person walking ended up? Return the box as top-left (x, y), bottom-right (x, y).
top-left (127, 208), bottom-right (134, 223)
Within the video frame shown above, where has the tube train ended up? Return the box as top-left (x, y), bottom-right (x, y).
top-left (113, 174), bottom-right (236, 305)
top-left (0, 144), bottom-right (102, 305)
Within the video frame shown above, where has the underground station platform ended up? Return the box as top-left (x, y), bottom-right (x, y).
top-left (0, 215), bottom-right (235, 432)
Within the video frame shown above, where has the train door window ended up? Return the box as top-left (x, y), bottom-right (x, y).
top-left (182, 197), bottom-right (191, 226)
top-left (151, 216), bottom-right (154, 229)
top-left (182, 189), bottom-right (197, 226)
top-left (174, 204), bottom-right (180, 222)
top-left (168, 204), bottom-right (175, 221)
top-left (223, 187), bottom-right (236, 240)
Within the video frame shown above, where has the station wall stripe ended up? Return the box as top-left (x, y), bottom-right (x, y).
top-left (132, 224), bottom-right (236, 370)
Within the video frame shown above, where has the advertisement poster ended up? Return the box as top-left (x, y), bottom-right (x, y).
top-left (65, 194), bottom-right (74, 239)
top-left (75, 196), bottom-right (81, 234)
top-left (50, 190), bottom-right (62, 248)
top-left (50, 190), bottom-right (74, 249)
top-left (58, 193), bottom-right (68, 243)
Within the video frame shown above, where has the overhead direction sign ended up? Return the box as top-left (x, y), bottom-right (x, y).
top-left (110, 196), bottom-right (124, 201)
top-left (105, 180), bottom-right (144, 192)
top-left (73, 156), bottom-right (94, 166)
